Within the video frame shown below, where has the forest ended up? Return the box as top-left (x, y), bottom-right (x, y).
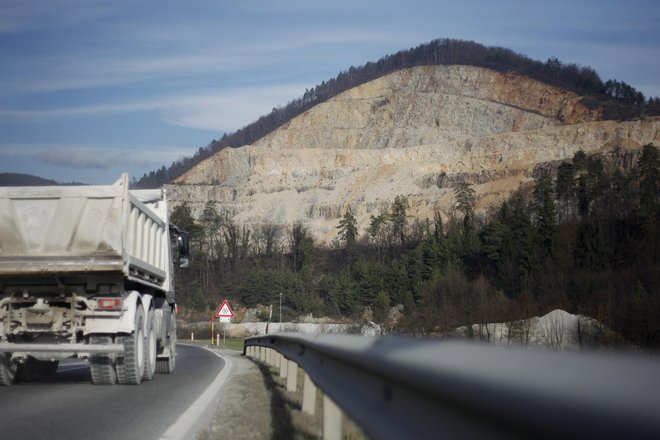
top-left (133, 38), bottom-right (660, 189)
top-left (171, 144), bottom-right (660, 350)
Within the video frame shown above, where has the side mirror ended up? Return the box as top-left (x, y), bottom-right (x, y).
top-left (171, 227), bottom-right (190, 268)
top-left (177, 232), bottom-right (190, 256)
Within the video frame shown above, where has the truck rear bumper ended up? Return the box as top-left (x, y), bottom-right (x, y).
top-left (0, 343), bottom-right (124, 354)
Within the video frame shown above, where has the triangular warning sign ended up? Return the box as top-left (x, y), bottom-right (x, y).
top-left (215, 300), bottom-right (234, 318)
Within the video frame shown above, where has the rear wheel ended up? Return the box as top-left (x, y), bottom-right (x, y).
top-left (0, 353), bottom-right (18, 386)
top-left (89, 335), bottom-right (117, 385)
top-left (142, 310), bottom-right (156, 381)
top-left (116, 305), bottom-right (145, 385)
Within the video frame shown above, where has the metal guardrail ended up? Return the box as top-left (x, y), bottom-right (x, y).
top-left (244, 333), bottom-right (660, 440)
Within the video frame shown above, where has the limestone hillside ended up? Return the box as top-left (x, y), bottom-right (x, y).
top-left (167, 65), bottom-right (660, 244)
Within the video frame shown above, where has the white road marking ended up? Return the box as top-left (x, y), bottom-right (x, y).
top-left (159, 345), bottom-right (235, 440)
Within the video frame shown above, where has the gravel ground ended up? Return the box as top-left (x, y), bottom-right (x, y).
top-left (194, 348), bottom-right (317, 440)
top-left (195, 348), bottom-right (365, 440)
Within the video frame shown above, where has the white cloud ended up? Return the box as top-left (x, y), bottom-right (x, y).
top-left (160, 84), bottom-right (310, 131)
top-left (0, 83), bottom-right (310, 132)
top-left (0, 143), bottom-right (192, 171)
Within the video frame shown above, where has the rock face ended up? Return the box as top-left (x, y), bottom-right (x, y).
top-left (168, 65), bottom-right (660, 244)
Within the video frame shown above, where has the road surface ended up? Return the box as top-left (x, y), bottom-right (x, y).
top-left (0, 344), bottom-right (226, 440)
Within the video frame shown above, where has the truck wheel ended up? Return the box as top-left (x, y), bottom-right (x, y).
top-left (0, 353), bottom-right (18, 386)
top-left (156, 309), bottom-right (176, 374)
top-left (142, 310), bottom-right (156, 381)
top-left (116, 305), bottom-right (145, 385)
top-left (89, 335), bottom-right (117, 385)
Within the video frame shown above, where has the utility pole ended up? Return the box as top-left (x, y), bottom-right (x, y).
top-left (279, 292), bottom-right (283, 330)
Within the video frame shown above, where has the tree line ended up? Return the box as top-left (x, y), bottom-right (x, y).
top-left (134, 38), bottom-right (660, 189)
top-left (171, 144), bottom-right (660, 349)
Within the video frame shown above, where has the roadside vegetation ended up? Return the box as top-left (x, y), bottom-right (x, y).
top-left (172, 145), bottom-right (660, 350)
top-left (182, 338), bottom-right (245, 352)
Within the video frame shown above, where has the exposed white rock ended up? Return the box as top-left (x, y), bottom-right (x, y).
top-left (453, 309), bottom-right (613, 350)
top-left (167, 65), bottom-right (660, 244)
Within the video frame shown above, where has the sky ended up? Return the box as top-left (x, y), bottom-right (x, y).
top-left (1, 0), bottom-right (659, 184)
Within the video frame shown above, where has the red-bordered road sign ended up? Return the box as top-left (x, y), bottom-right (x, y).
top-left (215, 300), bottom-right (234, 318)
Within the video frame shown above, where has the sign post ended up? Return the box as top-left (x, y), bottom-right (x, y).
top-left (215, 300), bottom-right (234, 345)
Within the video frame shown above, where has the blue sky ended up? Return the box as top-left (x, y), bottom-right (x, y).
top-left (1, 0), bottom-right (659, 184)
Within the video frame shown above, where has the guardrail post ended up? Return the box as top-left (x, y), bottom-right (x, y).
top-left (286, 360), bottom-right (297, 392)
top-left (279, 354), bottom-right (288, 378)
top-left (302, 371), bottom-right (316, 415)
top-left (323, 395), bottom-right (342, 440)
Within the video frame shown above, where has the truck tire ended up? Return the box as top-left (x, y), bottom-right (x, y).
top-left (0, 353), bottom-right (18, 386)
top-left (116, 305), bottom-right (145, 385)
top-left (156, 309), bottom-right (176, 374)
top-left (89, 335), bottom-right (117, 385)
top-left (142, 310), bottom-right (156, 381)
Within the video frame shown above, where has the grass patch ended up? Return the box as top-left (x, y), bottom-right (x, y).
top-left (185, 337), bottom-right (245, 351)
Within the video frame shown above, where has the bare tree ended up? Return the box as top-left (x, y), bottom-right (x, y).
top-left (254, 223), bottom-right (283, 259)
top-left (542, 312), bottom-right (565, 350)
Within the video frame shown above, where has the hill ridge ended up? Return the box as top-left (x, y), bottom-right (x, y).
top-left (135, 38), bottom-right (658, 188)
top-left (167, 64), bottom-right (659, 244)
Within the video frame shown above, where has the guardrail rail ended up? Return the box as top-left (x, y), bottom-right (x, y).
top-left (244, 333), bottom-right (660, 440)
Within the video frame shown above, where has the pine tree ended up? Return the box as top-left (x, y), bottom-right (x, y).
top-left (453, 182), bottom-right (479, 255)
top-left (337, 209), bottom-right (358, 249)
top-left (390, 196), bottom-right (408, 246)
top-left (533, 170), bottom-right (559, 260)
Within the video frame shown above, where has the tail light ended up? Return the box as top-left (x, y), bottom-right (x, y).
top-left (96, 298), bottom-right (123, 310)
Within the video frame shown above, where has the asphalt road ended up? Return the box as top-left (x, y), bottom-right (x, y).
top-left (0, 344), bottom-right (226, 440)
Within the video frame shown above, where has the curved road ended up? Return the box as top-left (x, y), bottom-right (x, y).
top-left (0, 344), bottom-right (227, 440)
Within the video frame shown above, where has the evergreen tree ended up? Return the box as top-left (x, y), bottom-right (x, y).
top-left (289, 221), bottom-right (314, 272)
top-left (390, 195), bottom-right (408, 246)
top-left (325, 271), bottom-right (358, 316)
top-left (533, 170), bottom-right (559, 260)
top-left (555, 161), bottom-right (576, 221)
top-left (367, 211), bottom-right (389, 260)
top-left (200, 201), bottom-right (223, 259)
top-left (337, 209), bottom-right (358, 249)
top-left (638, 144), bottom-right (660, 217)
top-left (574, 216), bottom-right (609, 270)
top-left (170, 202), bottom-right (202, 240)
top-left (637, 144), bottom-right (660, 260)
top-left (453, 182), bottom-right (479, 256)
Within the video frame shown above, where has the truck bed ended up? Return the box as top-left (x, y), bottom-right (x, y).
top-left (0, 174), bottom-right (172, 293)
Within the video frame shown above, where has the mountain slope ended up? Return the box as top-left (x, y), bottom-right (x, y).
top-left (0, 173), bottom-right (60, 186)
top-left (168, 65), bottom-right (659, 243)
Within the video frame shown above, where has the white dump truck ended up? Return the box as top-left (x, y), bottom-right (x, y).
top-left (0, 174), bottom-right (188, 385)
